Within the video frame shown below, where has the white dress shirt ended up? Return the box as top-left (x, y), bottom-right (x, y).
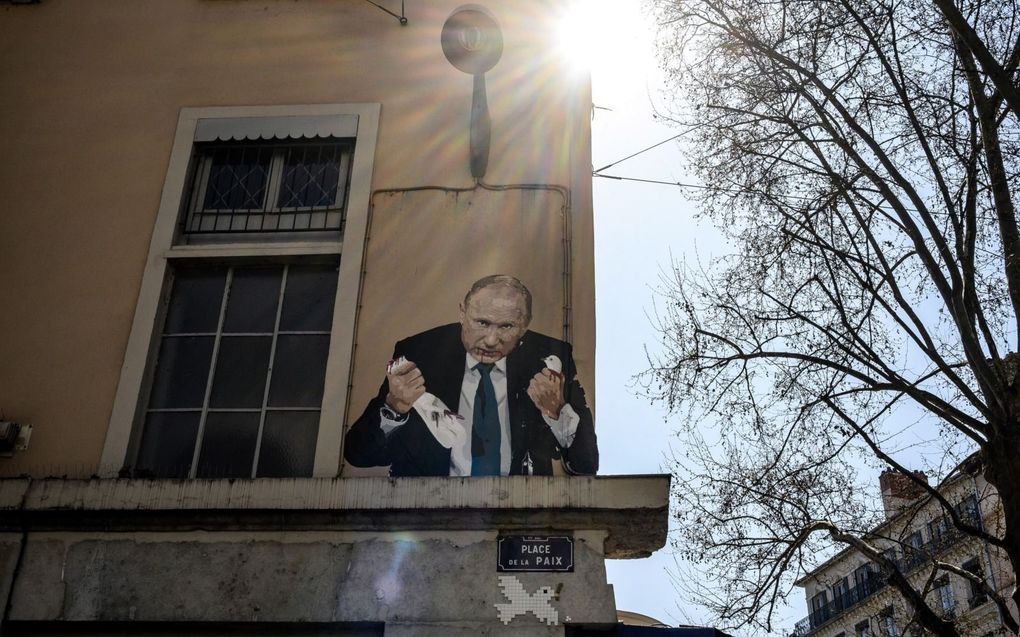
top-left (379, 353), bottom-right (579, 476)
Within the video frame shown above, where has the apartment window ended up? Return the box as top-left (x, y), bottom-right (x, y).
top-left (904, 531), bottom-right (923, 550)
top-left (810, 591), bottom-right (830, 626)
top-left (900, 530), bottom-right (926, 569)
top-left (135, 263), bottom-right (337, 478)
top-left (927, 516), bottom-right (950, 545)
top-left (101, 104), bottom-right (379, 478)
top-left (855, 619), bottom-right (872, 637)
top-left (833, 577), bottom-right (850, 610)
top-left (962, 557), bottom-right (988, 608)
top-left (955, 494), bottom-right (981, 528)
top-left (934, 576), bottom-right (955, 616)
top-left (854, 563), bottom-right (877, 595)
top-left (184, 139), bottom-right (352, 234)
top-left (879, 607), bottom-right (898, 637)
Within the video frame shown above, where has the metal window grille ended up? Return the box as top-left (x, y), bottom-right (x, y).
top-left (134, 262), bottom-right (338, 478)
top-left (183, 138), bottom-right (353, 234)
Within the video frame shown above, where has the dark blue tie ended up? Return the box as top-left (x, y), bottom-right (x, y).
top-left (471, 362), bottom-right (501, 476)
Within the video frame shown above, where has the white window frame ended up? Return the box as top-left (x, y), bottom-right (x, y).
top-left (100, 103), bottom-right (379, 478)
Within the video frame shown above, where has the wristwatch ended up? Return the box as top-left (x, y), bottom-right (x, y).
top-left (380, 404), bottom-right (409, 423)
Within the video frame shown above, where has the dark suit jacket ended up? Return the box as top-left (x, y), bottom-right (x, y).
top-left (344, 323), bottom-right (598, 476)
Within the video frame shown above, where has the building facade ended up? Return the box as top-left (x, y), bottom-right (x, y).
top-left (0, 0), bottom-right (598, 481)
top-left (0, 1), bottom-right (669, 635)
top-left (794, 468), bottom-right (1015, 637)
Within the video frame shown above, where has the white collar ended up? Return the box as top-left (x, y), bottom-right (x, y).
top-left (465, 352), bottom-right (507, 375)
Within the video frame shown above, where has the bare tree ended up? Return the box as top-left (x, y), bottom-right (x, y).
top-left (646, 0), bottom-right (1020, 633)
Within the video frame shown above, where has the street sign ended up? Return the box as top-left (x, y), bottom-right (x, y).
top-left (496, 535), bottom-right (574, 572)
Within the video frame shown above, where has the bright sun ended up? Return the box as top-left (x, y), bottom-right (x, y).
top-left (554, 1), bottom-right (649, 78)
top-left (555, 1), bottom-right (612, 72)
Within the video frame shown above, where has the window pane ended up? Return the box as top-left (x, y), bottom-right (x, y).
top-left (209, 336), bottom-right (272, 408)
top-left (279, 264), bottom-right (338, 331)
top-left (148, 336), bottom-right (215, 408)
top-left (136, 412), bottom-right (200, 478)
top-left (277, 144), bottom-right (343, 208)
top-left (195, 411), bottom-right (259, 478)
top-left (268, 334), bottom-right (330, 407)
top-left (164, 267), bottom-right (227, 333)
top-left (202, 145), bottom-right (271, 210)
top-left (223, 266), bottom-right (283, 333)
top-left (184, 140), bottom-right (348, 235)
top-left (257, 411), bottom-right (318, 477)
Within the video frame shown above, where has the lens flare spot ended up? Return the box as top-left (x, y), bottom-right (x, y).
top-left (555, 1), bottom-right (614, 73)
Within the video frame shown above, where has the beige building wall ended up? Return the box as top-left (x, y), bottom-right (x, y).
top-left (0, 0), bottom-right (595, 478)
top-left (796, 473), bottom-right (1015, 637)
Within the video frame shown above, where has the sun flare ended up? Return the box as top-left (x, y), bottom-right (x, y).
top-left (554, 1), bottom-right (652, 86)
top-left (555, 1), bottom-right (615, 73)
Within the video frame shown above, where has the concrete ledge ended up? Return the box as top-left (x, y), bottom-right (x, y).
top-left (0, 475), bottom-right (670, 558)
top-left (4, 621), bottom-right (384, 636)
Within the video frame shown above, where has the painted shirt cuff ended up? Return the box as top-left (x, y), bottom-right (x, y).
top-left (543, 403), bottom-right (579, 448)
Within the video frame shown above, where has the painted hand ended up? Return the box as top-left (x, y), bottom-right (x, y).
top-left (385, 358), bottom-right (426, 414)
top-left (527, 368), bottom-right (565, 420)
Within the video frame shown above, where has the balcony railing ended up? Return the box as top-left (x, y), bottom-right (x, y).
top-left (793, 575), bottom-right (887, 636)
top-left (792, 516), bottom-right (979, 637)
top-left (897, 518), bottom-right (973, 573)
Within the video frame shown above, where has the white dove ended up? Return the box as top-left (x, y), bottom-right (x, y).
top-left (541, 354), bottom-right (563, 379)
top-left (387, 357), bottom-right (468, 466)
top-left (494, 575), bottom-right (559, 626)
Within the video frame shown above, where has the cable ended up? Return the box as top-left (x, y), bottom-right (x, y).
top-left (593, 134), bottom-right (683, 173)
top-left (363, 0), bottom-right (407, 25)
top-left (593, 172), bottom-right (1003, 223)
top-left (594, 172), bottom-right (704, 189)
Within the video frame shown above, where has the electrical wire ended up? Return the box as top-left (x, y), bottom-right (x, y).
top-left (593, 134), bottom-right (682, 173)
top-left (594, 172), bottom-right (704, 189)
top-left (362, 0), bottom-right (407, 25)
top-left (593, 172), bottom-right (1001, 223)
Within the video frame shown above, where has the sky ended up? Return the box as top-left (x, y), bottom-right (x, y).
top-left (569, 1), bottom-right (991, 629)
top-left (559, 1), bottom-right (809, 630)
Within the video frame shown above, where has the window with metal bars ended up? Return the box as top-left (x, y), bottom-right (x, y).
top-left (133, 261), bottom-right (337, 478)
top-left (183, 138), bottom-right (353, 234)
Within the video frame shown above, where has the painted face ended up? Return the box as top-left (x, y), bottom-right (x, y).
top-left (459, 285), bottom-right (530, 364)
